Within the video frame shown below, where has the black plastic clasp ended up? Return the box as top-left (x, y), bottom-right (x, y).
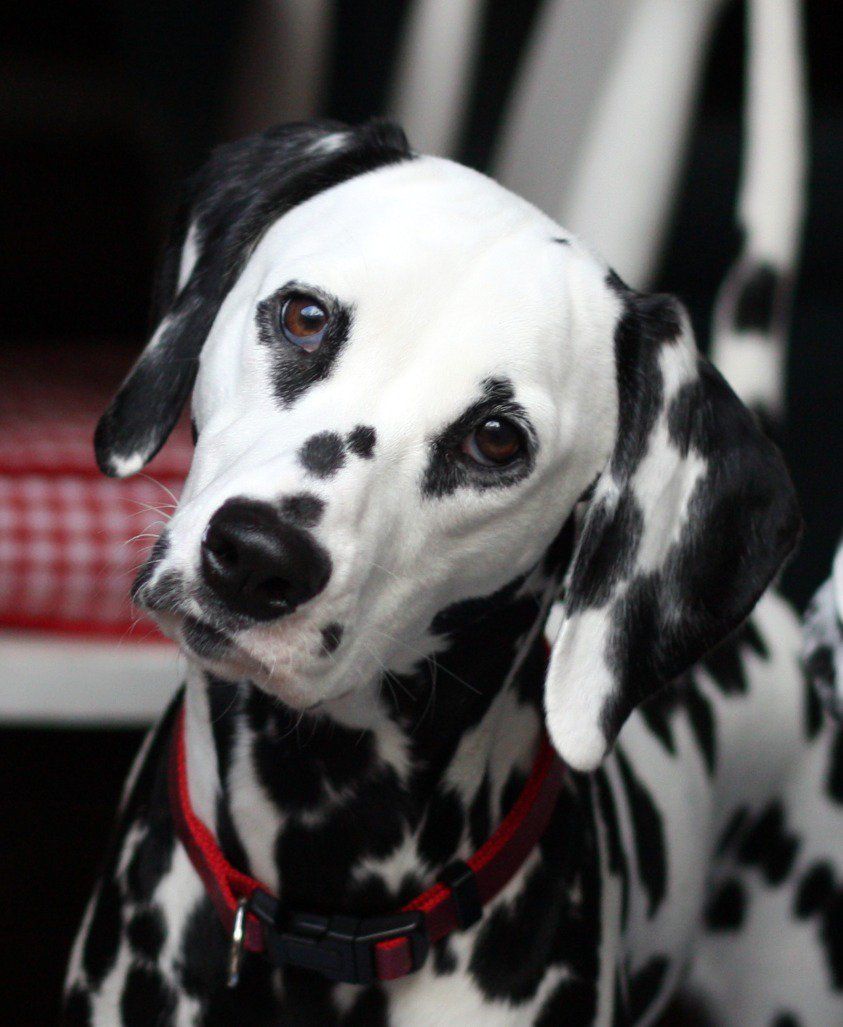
top-left (250, 891), bottom-right (429, 985)
top-left (440, 859), bottom-right (483, 930)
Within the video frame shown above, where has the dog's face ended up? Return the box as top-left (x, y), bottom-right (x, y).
top-left (131, 157), bottom-right (617, 707)
top-left (97, 122), bottom-right (801, 770)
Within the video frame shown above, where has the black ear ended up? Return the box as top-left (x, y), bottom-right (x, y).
top-left (94, 120), bottom-right (412, 477)
top-left (544, 278), bottom-right (802, 770)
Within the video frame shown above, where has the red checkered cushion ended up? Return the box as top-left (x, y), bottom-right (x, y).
top-left (0, 345), bottom-right (192, 638)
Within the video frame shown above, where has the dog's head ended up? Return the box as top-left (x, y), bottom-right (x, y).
top-left (97, 121), bottom-right (801, 770)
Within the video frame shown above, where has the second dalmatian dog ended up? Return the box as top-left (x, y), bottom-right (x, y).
top-left (63, 121), bottom-right (843, 1025)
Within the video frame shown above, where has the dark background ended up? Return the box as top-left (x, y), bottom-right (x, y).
top-left (1, 1), bottom-right (841, 1020)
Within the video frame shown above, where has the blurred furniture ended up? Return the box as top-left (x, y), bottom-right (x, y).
top-left (0, 344), bottom-right (188, 723)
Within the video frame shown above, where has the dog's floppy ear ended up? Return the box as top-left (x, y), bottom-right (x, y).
top-left (544, 274), bottom-right (802, 771)
top-left (94, 120), bottom-right (411, 477)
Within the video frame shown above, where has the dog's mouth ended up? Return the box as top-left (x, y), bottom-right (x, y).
top-left (132, 557), bottom-right (356, 712)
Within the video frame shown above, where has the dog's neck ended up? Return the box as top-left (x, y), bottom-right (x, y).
top-left (181, 569), bottom-right (575, 922)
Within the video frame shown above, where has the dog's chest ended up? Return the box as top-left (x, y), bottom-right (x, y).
top-left (70, 597), bottom-right (806, 1026)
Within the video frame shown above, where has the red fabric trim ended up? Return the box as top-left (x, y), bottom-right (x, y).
top-left (169, 682), bottom-right (565, 981)
top-left (168, 706), bottom-right (267, 952)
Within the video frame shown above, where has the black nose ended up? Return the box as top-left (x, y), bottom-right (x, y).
top-left (200, 498), bottom-right (331, 621)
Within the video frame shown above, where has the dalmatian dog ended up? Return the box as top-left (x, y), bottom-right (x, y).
top-left (63, 121), bottom-right (843, 1026)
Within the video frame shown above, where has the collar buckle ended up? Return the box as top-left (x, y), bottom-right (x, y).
top-left (227, 896), bottom-right (249, 988)
top-left (249, 890), bottom-right (428, 984)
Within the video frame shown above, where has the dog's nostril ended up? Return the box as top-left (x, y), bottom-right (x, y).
top-left (253, 577), bottom-right (290, 606)
top-left (207, 537), bottom-right (239, 568)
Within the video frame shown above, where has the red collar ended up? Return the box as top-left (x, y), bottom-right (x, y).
top-left (169, 699), bottom-right (565, 986)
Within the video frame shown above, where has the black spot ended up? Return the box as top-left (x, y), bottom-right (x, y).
top-left (704, 878), bottom-right (746, 931)
top-left (716, 806), bottom-right (750, 857)
top-left (684, 679), bottom-right (717, 774)
top-left (737, 802), bottom-right (800, 885)
top-left (470, 861), bottom-right (567, 1003)
top-left (770, 1014), bottom-right (801, 1027)
top-left (628, 955), bottom-right (670, 1021)
top-left (500, 767), bottom-right (528, 820)
top-left (119, 963), bottom-right (177, 1027)
top-left (701, 629), bottom-right (751, 695)
top-left (215, 792), bottom-right (253, 879)
top-left (274, 773), bottom-right (409, 914)
top-left (280, 492), bottom-right (325, 528)
top-left (822, 886), bottom-right (843, 987)
top-left (432, 938), bottom-right (458, 975)
top-left (421, 376), bottom-right (535, 498)
top-left (543, 513), bottom-right (576, 576)
top-left (468, 773), bottom-right (492, 849)
top-left (126, 905), bottom-right (166, 962)
top-left (82, 878), bottom-right (122, 987)
top-left (344, 985), bottom-right (389, 1026)
top-left (827, 731), bottom-right (843, 804)
top-left (320, 622), bottom-right (344, 655)
top-left (615, 748), bottom-right (667, 916)
top-left (639, 693), bottom-right (676, 754)
top-left (95, 120), bottom-right (411, 475)
top-left (206, 677), bottom-right (240, 782)
top-left (733, 263), bottom-right (779, 332)
top-left (535, 977), bottom-right (596, 1025)
top-left (594, 768), bottom-right (629, 929)
top-left (804, 669), bottom-right (826, 740)
top-left (190, 418), bottom-right (199, 444)
top-left (298, 431), bottom-right (346, 478)
top-left (565, 487), bottom-right (644, 615)
top-left (417, 789), bottom-right (465, 868)
top-left (182, 616), bottom-right (231, 660)
top-left (124, 745), bottom-right (176, 902)
top-left (62, 985), bottom-right (92, 1026)
top-left (178, 895), bottom-right (229, 998)
top-left (346, 425), bottom-right (377, 459)
top-left (430, 574), bottom-right (527, 637)
top-left (743, 618), bottom-right (770, 659)
top-left (246, 688), bottom-right (380, 815)
top-left (607, 275), bottom-right (679, 480)
top-left (659, 991), bottom-right (719, 1026)
top-left (805, 640), bottom-right (837, 696)
top-left (554, 236), bottom-right (570, 246)
top-left (794, 862), bottom-right (835, 919)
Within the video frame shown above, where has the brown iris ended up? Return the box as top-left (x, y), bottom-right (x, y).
top-left (280, 295), bottom-right (329, 352)
top-left (462, 417), bottom-right (524, 467)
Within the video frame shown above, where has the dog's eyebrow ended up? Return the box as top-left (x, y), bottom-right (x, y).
top-left (421, 377), bottom-right (536, 499)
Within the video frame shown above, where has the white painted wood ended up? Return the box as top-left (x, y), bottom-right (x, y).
top-left (497, 0), bottom-right (725, 288)
top-left (0, 634), bottom-right (182, 726)
top-left (496, 0), bottom-right (632, 218)
top-left (387, 0), bottom-right (484, 157)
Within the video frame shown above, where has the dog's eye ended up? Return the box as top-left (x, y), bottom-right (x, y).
top-left (462, 418), bottom-right (525, 467)
top-left (280, 295), bottom-right (329, 352)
